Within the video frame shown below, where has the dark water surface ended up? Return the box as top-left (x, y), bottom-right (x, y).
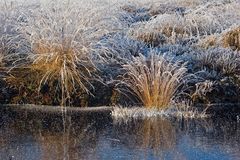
top-left (0, 106), bottom-right (239, 160)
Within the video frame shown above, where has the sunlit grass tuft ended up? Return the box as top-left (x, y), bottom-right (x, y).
top-left (197, 26), bottom-right (240, 50)
top-left (12, 2), bottom-right (108, 106)
top-left (29, 42), bottom-right (96, 106)
top-left (223, 26), bottom-right (240, 51)
top-left (118, 50), bottom-right (188, 109)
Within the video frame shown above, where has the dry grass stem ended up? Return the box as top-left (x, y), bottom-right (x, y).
top-left (119, 51), bottom-right (187, 109)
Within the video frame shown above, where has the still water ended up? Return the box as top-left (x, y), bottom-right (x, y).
top-left (0, 106), bottom-right (239, 160)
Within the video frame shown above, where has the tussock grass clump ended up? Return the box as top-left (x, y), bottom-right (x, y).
top-left (120, 3), bottom-right (150, 23)
top-left (118, 50), bottom-right (188, 109)
top-left (197, 34), bottom-right (219, 49)
top-left (197, 26), bottom-right (240, 50)
top-left (129, 0), bottom-right (240, 47)
top-left (199, 1), bottom-right (240, 30)
top-left (12, 2), bottom-right (108, 106)
top-left (222, 26), bottom-right (240, 50)
top-left (29, 41), bottom-right (96, 105)
top-left (129, 14), bottom-right (190, 46)
top-left (130, 28), bottom-right (166, 47)
top-left (191, 80), bottom-right (216, 103)
top-left (197, 27), bottom-right (240, 50)
top-left (194, 48), bottom-right (240, 76)
top-left (129, 10), bottom-right (221, 46)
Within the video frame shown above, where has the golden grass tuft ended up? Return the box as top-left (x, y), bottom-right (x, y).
top-left (222, 26), bottom-right (240, 51)
top-left (131, 25), bottom-right (190, 46)
top-left (133, 31), bottom-right (166, 46)
top-left (7, 1), bottom-right (110, 106)
top-left (197, 35), bottom-right (218, 49)
top-left (197, 26), bottom-right (240, 50)
top-left (28, 40), bottom-right (96, 106)
top-left (119, 51), bottom-right (187, 109)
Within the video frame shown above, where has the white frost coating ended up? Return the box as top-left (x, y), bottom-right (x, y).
top-left (112, 106), bottom-right (209, 122)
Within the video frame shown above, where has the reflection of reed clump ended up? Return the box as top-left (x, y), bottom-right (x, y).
top-left (0, 110), bottom-right (110, 160)
top-left (33, 116), bottom-right (99, 160)
top-left (140, 118), bottom-right (176, 157)
top-left (36, 130), bottom-right (96, 160)
top-left (112, 117), bottom-right (177, 159)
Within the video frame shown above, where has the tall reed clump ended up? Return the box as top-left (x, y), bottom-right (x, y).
top-left (13, 2), bottom-right (108, 106)
top-left (118, 50), bottom-right (188, 109)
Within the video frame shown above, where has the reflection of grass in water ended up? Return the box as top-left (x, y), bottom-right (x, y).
top-left (0, 111), bottom-right (102, 160)
top-left (34, 116), bottom-right (97, 160)
top-left (112, 117), bottom-right (177, 159)
top-left (140, 118), bottom-right (176, 157)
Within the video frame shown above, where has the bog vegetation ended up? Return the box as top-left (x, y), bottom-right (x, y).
top-left (0, 0), bottom-right (239, 109)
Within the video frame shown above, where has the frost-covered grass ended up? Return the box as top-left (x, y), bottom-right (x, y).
top-left (117, 50), bottom-right (188, 109)
top-left (14, 2), bottom-right (106, 105)
top-left (0, 1), bottom-right (17, 67)
top-left (222, 26), bottom-right (240, 50)
top-left (197, 26), bottom-right (240, 50)
top-left (194, 48), bottom-right (240, 76)
top-left (0, 0), bottom-right (240, 108)
top-left (112, 105), bottom-right (208, 122)
top-left (2, 0), bottom-right (125, 105)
